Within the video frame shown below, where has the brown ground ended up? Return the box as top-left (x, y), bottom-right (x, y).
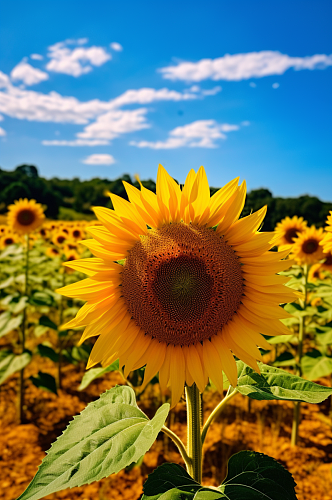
top-left (0, 356), bottom-right (331, 500)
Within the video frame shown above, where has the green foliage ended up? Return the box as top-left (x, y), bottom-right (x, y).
top-left (0, 351), bottom-right (31, 385)
top-left (233, 361), bottom-right (332, 402)
top-left (17, 385), bottom-right (169, 500)
top-left (30, 371), bottom-right (58, 394)
top-left (0, 311), bottom-right (23, 338)
top-left (301, 349), bottom-right (332, 380)
top-left (79, 360), bottom-right (120, 390)
top-left (142, 451), bottom-right (298, 500)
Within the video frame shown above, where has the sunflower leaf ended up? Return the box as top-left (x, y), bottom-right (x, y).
top-left (17, 385), bottom-right (169, 500)
top-left (301, 350), bottom-right (332, 380)
top-left (219, 450), bottom-right (297, 500)
top-left (0, 351), bottom-right (31, 385)
top-left (79, 360), bottom-right (120, 390)
top-left (234, 361), bottom-right (332, 402)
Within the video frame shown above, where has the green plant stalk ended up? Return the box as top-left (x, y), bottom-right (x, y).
top-left (291, 263), bottom-right (308, 446)
top-left (57, 272), bottom-right (66, 390)
top-left (18, 233), bottom-right (30, 423)
top-left (201, 388), bottom-right (238, 444)
top-left (161, 425), bottom-right (191, 465)
top-left (185, 383), bottom-right (202, 483)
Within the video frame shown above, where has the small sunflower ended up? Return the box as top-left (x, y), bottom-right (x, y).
top-left (292, 226), bottom-right (324, 265)
top-left (308, 263), bottom-right (325, 282)
top-left (57, 165), bottom-right (297, 407)
top-left (52, 230), bottom-right (68, 247)
top-left (321, 211), bottom-right (332, 253)
top-left (274, 216), bottom-right (307, 250)
top-left (0, 232), bottom-right (20, 249)
top-left (70, 226), bottom-right (84, 241)
top-left (7, 198), bottom-right (45, 235)
top-left (46, 246), bottom-right (61, 258)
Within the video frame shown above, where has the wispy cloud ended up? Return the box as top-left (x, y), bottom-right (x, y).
top-left (82, 154), bottom-right (116, 165)
top-left (159, 51), bottom-right (332, 82)
top-left (30, 54), bottom-right (43, 61)
top-left (0, 126), bottom-right (6, 136)
top-left (130, 120), bottom-right (241, 149)
top-left (10, 59), bottom-right (49, 86)
top-left (46, 39), bottom-right (111, 77)
top-left (42, 139), bottom-right (110, 146)
top-left (110, 42), bottom-right (123, 52)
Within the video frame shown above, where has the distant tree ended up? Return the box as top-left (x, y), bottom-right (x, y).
top-left (15, 164), bottom-right (39, 178)
top-left (1, 182), bottom-right (32, 205)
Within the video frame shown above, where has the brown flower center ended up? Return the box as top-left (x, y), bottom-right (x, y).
top-left (73, 230), bottom-right (81, 238)
top-left (302, 238), bottom-right (319, 254)
top-left (284, 227), bottom-right (301, 244)
top-left (57, 235), bottom-right (66, 244)
top-left (4, 238), bottom-right (14, 245)
top-left (17, 209), bottom-right (35, 226)
top-left (323, 253), bottom-right (332, 266)
top-left (122, 223), bottom-right (244, 346)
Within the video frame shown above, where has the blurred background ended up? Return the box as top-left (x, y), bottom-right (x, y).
top-left (0, 0), bottom-right (331, 220)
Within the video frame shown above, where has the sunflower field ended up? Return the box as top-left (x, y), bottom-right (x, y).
top-left (1, 167), bottom-right (332, 500)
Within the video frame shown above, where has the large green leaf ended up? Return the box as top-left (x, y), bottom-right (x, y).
top-left (220, 451), bottom-right (297, 500)
top-left (0, 312), bottom-right (23, 338)
top-left (79, 360), bottom-right (120, 390)
top-left (301, 350), bottom-right (332, 380)
top-left (316, 328), bottom-right (332, 346)
top-left (17, 385), bottom-right (169, 500)
top-left (0, 351), bottom-right (32, 385)
top-left (234, 361), bottom-right (332, 402)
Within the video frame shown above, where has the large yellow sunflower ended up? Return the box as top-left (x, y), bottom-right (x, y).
top-left (274, 215), bottom-right (307, 250)
top-left (321, 211), bottom-right (332, 253)
top-left (291, 225), bottom-right (324, 265)
top-left (57, 165), bottom-right (297, 407)
top-left (7, 198), bottom-right (45, 235)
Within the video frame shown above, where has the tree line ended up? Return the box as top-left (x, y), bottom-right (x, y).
top-left (0, 164), bottom-right (331, 231)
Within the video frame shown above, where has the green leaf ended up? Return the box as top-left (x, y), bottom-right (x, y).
top-left (37, 344), bottom-right (59, 363)
top-left (79, 360), bottom-right (120, 390)
top-left (266, 334), bottom-right (297, 345)
top-left (10, 296), bottom-right (28, 314)
top-left (220, 450), bottom-right (297, 500)
top-left (0, 276), bottom-right (14, 289)
top-left (301, 350), bottom-right (332, 381)
top-left (71, 344), bottom-right (91, 362)
top-left (17, 385), bottom-right (169, 500)
top-left (30, 291), bottom-right (54, 307)
top-left (273, 351), bottom-right (296, 367)
top-left (30, 371), bottom-right (58, 394)
top-left (234, 361), bottom-right (332, 403)
top-left (34, 325), bottom-right (49, 338)
top-left (316, 328), bottom-right (332, 345)
top-left (0, 351), bottom-right (32, 385)
top-left (39, 315), bottom-right (58, 331)
top-left (0, 312), bottom-right (23, 338)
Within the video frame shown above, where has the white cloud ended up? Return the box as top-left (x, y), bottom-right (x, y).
top-left (249, 82), bottom-right (257, 88)
top-left (10, 60), bottom-right (49, 86)
top-left (0, 126), bottom-right (6, 136)
top-left (43, 139), bottom-right (110, 146)
top-left (159, 51), bottom-right (332, 82)
top-left (46, 39), bottom-right (111, 77)
top-left (0, 114), bottom-right (3, 121)
top-left (272, 82), bottom-right (280, 89)
top-left (0, 71), bottom-right (11, 89)
top-left (82, 154), bottom-right (116, 165)
top-left (241, 120), bottom-right (250, 126)
top-left (30, 54), bottom-right (43, 60)
top-left (130, 119), bottom-right (240, 149)
top-left (201, 86), bottom-right (222, 96)
top-left (110, 42), bottom-right (123, 52)
top-left (108, 87), bottom-right (198, 108)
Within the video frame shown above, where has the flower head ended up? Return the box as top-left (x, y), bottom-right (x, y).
top-left (57, 165), bottom-right (296, 407)
top-left (291, 226), bottom-right (324, 265)
top-left (7, 198), bottom-right (45, 235)
top-left (320, 211), bottom-right (332, 253)
top-left (274, 216), bottom-right (307, 250)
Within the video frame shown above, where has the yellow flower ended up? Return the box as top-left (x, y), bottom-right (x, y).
top-left (321, 211), bottom-right (332, 253)
top-left (7, 198), bottom-right (45, 235)
top-left (308, 263), bottom-right (325, 282)
top-left (70, 226), bottom-right (85, 241)
top-left (311, 296), bottom-right (322, 307)
top-left (274, 216), bottom-right (307, 250)
top-left (52, 230), bottom-right (68, 247)
top-left (46, 246), bottom-right (61, 258)
top-left (291, 226), bottom-right (324, 265)
top-left (0, 232), bottom-right (20, 249)
top-left (57, 165), bottom-right (296, 407)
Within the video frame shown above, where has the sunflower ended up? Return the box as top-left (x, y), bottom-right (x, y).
top-left (291, 226), bottom-right (324, 265)
top-left (274, 216), bottom-right (307, 250)
top-left (321, 211), bottom-right (332, 253)
top-left (308, 263), bottom-right (325, 282)
top-left (46, 246), bottom-right (61, 258)
top-left (57, 165), bottom-right (297, 407)
top-left (52, 230), bottom-right (68, 247)
top-left (70, 226), bottom-right (85, 241)
top-left (0, 232), bottom-right (20, 249)
top-left (7, 198), bottom-right (45, 235)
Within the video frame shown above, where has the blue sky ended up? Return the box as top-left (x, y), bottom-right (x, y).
top-left (0, 0), bottom-right (331, 200)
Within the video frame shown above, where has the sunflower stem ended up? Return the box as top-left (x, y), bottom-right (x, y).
top-left (201, 388), bottom-right (238, 444)
top-left (161, 425), bottom-right (191, 465)
top-left (57, 272), bottom-right (66, 390)
top-left (185, 383), bottom-right (202, 483)
top-left (18, 233), bottom-right (30, 424)
top-left (291, 263), bottom-right (308, 446)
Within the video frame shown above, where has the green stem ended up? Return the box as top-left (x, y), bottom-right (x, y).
top-left (57, 272), bottom-right (66, 390)
top-left (18, 234), bottom-right (30, 424)
top-left (185, 383), bottom-right (202, 483)
top-left (161, 425), bottom-right (191, 465)
top-left (291, 263), bottom-right (308, 446)
top-left (201, 388), bottom-right (238, 445)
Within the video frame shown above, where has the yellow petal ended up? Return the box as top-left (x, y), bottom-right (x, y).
top-left (224, 206), bottom-right (267, 245)
top-left (211, 335), bottom-right (238, 387)
top-left (169, 345), bottom-right (185, 407)
top-left (203, 340), bottom-right (224, 394)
